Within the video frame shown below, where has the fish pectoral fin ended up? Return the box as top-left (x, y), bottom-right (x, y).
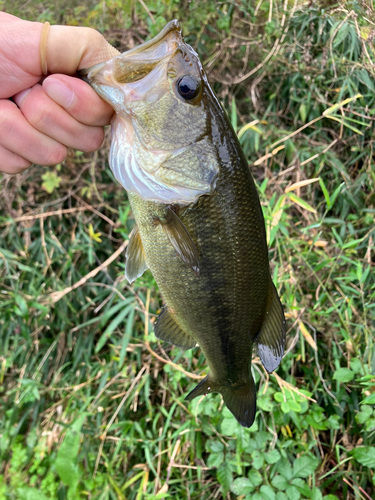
top-left (159, 208), bottom-right (200, 276)
top-left (154, 307), bottom-right (197, 350)
top-left (256, 280), bottom-right (286, 373)
top-left (125, 225), bottom-right (148, 283)
top-left (185, 376), bottom-right (257, 428)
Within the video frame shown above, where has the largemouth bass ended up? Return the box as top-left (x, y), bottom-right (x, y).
top-left (80, 20), bottom-right (286, 428)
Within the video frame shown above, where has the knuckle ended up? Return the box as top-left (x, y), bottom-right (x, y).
top-left (81, 128), bottom-right (104, 152)
top-left (27, 101), bottom-right (52, 130)
top-left (44, 145), bottom-right (67, 166)
top-left (0, 104), bottom-right (18, 136)
top-left (85, 27), bottom-right (105, 46)
top-left (0, 157), bottom-right (31, 175)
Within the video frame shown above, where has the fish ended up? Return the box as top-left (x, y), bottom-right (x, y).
top-left (79, 20), bottom-right (286, 428)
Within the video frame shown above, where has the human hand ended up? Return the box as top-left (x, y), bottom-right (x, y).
top-left (0, 12), bottom-right (120, 174)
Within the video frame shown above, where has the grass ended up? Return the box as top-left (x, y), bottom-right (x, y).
top-left (0, 1), bottom-right (374, 499)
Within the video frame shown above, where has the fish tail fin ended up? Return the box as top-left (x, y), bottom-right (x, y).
top-left (256, 279), bottom-right (286, 373)
top-left (220, 379), bottom-right (256, 428)
top-left (185, 375), bottom-right (257, 428)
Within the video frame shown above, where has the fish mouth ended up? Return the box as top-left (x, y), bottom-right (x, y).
top-left (78, 19), bottom-right (182, 85)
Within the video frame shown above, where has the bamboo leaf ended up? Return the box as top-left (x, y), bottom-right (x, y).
top-left (287, 193), bottom-right (317, 213)
top-left (323, 94), bottom-right (362, 116)
top-left (285, 178), bottom-right (320, 193)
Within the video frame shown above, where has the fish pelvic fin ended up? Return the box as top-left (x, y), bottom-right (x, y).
top-left (125, 225), bottom-right (148, 283)
top-left (185, 375), bottom-right (257, 428)
top-left (159, 207), bottom-right (200, 276)
top-left (256, 280), bottom-right (286, 373)
top-left (155, 307), bottom-right (197, 350)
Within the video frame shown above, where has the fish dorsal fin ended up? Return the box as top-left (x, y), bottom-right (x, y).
top-left (125, 225), bottom-right (148, 283)
top-left (160, 208), bottom-right (200, 276)
top-left (256, 281), bottom-right (286, 373)
top-left (154, 307), bottom-right (197, 350)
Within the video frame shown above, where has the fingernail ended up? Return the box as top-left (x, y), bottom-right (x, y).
top-left (14, 88), bottom-right (32, 107)
top-left (43, 78), bottom-right (75, 109)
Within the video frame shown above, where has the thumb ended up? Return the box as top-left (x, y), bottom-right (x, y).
top-left (44, 25), bottom-right (120, 74)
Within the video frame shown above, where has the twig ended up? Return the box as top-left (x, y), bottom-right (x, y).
top-left (166, 438), bottom-right (181, 483)
top-left (137, 0), bottom-right (155, 23)
top-left (1, 206), bottom-right (95, 225)
top-left (41, 240), bottom-right (128, 305)
top-left (72, 193), bottom-right (116, 227)
top-left (143, 338), bottom-right (204, 381)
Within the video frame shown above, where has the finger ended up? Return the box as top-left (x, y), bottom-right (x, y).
top-left (0, 143), bottom-right (31, 175)
top-left (0, 99), bottom-right (67, 166)
top-left (43, 74), bottom-right (114, 126)
top-left (14, 84), bottom-right (105, 152)
top-left (45, 25), bottom-right (120, 73)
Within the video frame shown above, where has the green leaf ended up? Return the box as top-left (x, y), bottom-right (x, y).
top-left (252, 450), bottom-right (264, 469)
top-left (272, 475), bottom-right (288, 490)
top-left (207, 440), bottom-right (224, 453)
top-left (329, 182), bottom-right (345, 208)
top-left (351, 446), bottom-right (375, 468)
top-left (55, 413), bottom-right (87, 488)
top-left (293, 455), bottom-right (319, 478)
top-left (41, 171), bottom-right (62, 194)
top-left (311, 487), bottom-right (323, 500)
top-left (207, 451), bottom-right (224, 468)
top-left (291, 478), bottom-right (310, 496)
top-left (285, 485), bottom-right (301, 500)
top-left (299, 103), bottom-right (307, 123)
top-left (119, 306), bottom-right (135, 367)
top-left (16, 488), bottom-right (48, 500)
top-left (274, 392), bottom-right (284, 403)
top-left (361, 393), bottom-right (375, 405)
top-left (277, 458), bottom-right (293, 480)
top-left (248, 469), bottom-right (263, 487)
top-left (276, 493), bottom-right (288, 500)
top-left (323, 496), bottom-right (340, 500)
top-left (260, 485), bottom-right (276, 500)
top-left (319, 178), bottom-right (330, 207)
top-left (342, 238), bottom-right (364, 250)
top-left (281, 401), bottom-right (291, 413)
top-left (95, 304), bottom-right (132, 353)
top-left (288, 400), bottom-right (302, 413)
top-left (221, 416), bottom-right (239, 436)
top-left (333, 367), bottom-right (355, 383)
top-left (258, 393), bottom-right (274, 411)
top-left (217, 463), bottom-right (233, 495)
top-left (231, 477), bottom-right (255, 496)
top-left (355, 405), bottom-right (373, 424)
top-left (265, 449), bottom-right (281, 464)
top-left (350, 358), bottom-right (363, 374)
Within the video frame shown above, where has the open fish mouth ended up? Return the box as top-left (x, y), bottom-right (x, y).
top-left (79, 20), bottom-right (182, 86)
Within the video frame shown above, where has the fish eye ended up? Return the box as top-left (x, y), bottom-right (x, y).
top-left (177, 75), bottom-right (200, 100)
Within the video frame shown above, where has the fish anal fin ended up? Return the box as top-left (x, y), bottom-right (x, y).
top-left (125, 225), bottom-right (148, 283)
top-left (185, 375), bottom-right (215, 400)
top-left (154, 307), bottom-right (196, 350)
top-left (257, 281), bottom-right (286, 373)
top-left (159, 208), bottom-right (200, 276)
top-left (185, 376), bottom-right (257, 428)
